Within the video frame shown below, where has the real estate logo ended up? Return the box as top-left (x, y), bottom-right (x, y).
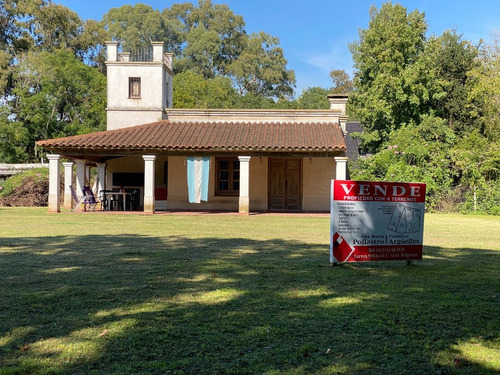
top-left (332, 232), bottom-right (355, 262)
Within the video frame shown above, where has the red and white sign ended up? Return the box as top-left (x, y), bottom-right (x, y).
top-left (330, 180), bottom-right (426, 263)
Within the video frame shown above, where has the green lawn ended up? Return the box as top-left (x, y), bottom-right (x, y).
top-left (0, 208), bottom-right (499, 374)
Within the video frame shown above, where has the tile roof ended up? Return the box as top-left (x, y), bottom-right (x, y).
top-left (37, 120), bottom-right (346, 155)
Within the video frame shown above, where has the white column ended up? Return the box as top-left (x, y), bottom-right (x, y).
top-left (47, 154), bottom-right (61, 213)
top-left (105, 41), bottom-right (119, 62)
top-left (334, 156), bottom-right (348, 180)
top-left (238, 156), bottom-right (251, 215)
top-left (143, 155), bottom-right (157, 214)
top-left (97, 163), bottom-right (107, 194)
top-left (62, 161), bottom-right (74, 210)
top-left (152, 41), bottom-right (165, 62)
top-left (75, 160), bottom-right (86, 196)
top-left (85, 165), bottom-right (91, 187)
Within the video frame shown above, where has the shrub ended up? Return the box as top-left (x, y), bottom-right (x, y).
top-left (351, 116), bottom-right (457, 211)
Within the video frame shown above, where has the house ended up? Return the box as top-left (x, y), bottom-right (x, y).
top-left (38, 41), bottom-right (349, 214)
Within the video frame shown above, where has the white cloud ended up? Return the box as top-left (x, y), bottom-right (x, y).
top-left (300, 38), bottom-right (355, 76)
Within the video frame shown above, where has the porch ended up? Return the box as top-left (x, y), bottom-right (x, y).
top-left (47, 154), bottom-right (348, 214)
top-left (39, 119), bottom-right (348, 214)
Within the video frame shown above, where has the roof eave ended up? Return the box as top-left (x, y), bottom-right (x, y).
top-left (38, 145), bottom-right (346, 159)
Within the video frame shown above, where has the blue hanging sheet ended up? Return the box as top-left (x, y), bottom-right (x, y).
top-left (187, 157), bottom-right (210, 203)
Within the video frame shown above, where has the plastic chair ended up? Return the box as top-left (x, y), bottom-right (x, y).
top-left (69, 185), bottom-right (95, 212)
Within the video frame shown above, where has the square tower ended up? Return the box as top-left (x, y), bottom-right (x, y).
top-left (105, 41), bottom-right (174, 130)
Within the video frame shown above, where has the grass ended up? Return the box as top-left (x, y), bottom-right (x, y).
top-left (0, 208), bottom-right (499, 374)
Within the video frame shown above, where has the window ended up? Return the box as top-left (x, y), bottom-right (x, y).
top-left (216, 157), bottom-right (240, 196)
top-left (112, 173), bottom-right (144, 187)
top-left (129, 77), bottom-right (141, 98)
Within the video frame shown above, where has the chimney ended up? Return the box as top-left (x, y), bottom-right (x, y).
top-left (328, 94), bottom-right (349, 135)
top-left (327, 94), bottom-right (348, 115)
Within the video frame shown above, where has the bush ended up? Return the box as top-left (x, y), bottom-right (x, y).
top-left (460, 182), bottom-right (500, 215)
top-left (0, 167), bottom-right (50, 206)
top-left (350, 115), bottom-right (500, 214)
top-left (351, 116), bottom-right (457, 211)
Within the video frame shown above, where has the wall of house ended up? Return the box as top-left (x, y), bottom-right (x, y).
top-left (106, 63), bottom-right (168, 130)
top-left (107, 64), bottom-right (165, 110)
top-left (166, 156), bottom-right (268, 211)
top-left (167, 156), bottom-right (233, 210)
top-left (105, 156), bottom-right (143, 208)
top-left (106, 156), bottom-right (143, 182)
top-left (107, 110), bottom-right (168, 131)
top-left (249, 157), bottom-right (268, 210)
top-left (302, 157), bottom-right (336, 211)
top-left (105, 155), bottom-right (334, 212)
top-left (167, 156), bottom-right (333, 212)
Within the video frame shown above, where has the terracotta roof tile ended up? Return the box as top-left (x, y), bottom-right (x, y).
top-left (37, 120), bottom-right (346, 154)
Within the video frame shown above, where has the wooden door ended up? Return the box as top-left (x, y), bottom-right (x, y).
top-left (269, 158), bottom-right (302, 211)
top-left (285, 159), bottom-right (301, 210)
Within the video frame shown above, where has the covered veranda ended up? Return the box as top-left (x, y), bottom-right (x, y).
top-left (38, 120), bottom-right (348, 214)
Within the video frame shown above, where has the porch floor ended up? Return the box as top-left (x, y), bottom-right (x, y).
top-left (76, 209), bottom-right (329, 217)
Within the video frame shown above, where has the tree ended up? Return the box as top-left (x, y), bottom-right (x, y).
top-left (329, 69), bottom-right (353, 94)
top-left (176, 27), bottom-right (222, 78)
top-left (0, 0), bottom-right (106, 93)
top-left (0, 1), bottom-right (108, 163)
top-left (101, 3), bottom-right (183, 56)
top-left (0, 51), bottom-right (106, 162)
top-left (349, 2), bottom-right (428, 152)
top-left (173, 71), bottom-right (238, 108)
top-left (423, 31), bottom-right (479, 135)
top-left (296, 87), bottom-right (330, 109)
top-left (3, 0), bottom-right (105, 59)
top-left (353, 115), bottom-right (457, 210)
top-left (451, 132), bottom-right (500, 213)
top-left (165, 0), bottom-right (246, 75)
top-left (103, 1), bottom-right (295, 101)
top-left (227, 32), bottom-right (295, 99)
top-left (468, 33), bottom-right (500, 141)
top-left (0, 0), bottom-right (20, 50)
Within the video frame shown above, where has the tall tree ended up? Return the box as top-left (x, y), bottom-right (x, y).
top-left (468, 33), bottom-right (500, 141)
top-left (165, 0), bottom-right (246, 75)
top-left (176, 27), bottom-right (222, 78)
top-left (4, 0), bottom-right (105, 59)
top-left (296, 87), bottom-right (330, 109)
top-left (349, 2), bottom-right (428, 152)
top-left (227, 32), bottom-right (295, 99)
top-left (0, 1), bottom-right (108, 163)
top-left (329, 69), bottom-right (353, 94)
top-left (173, 71), bottom-right (238, 108)
top-left (424, 31), bottom-right (479, 134)
top-left (101, 4), bottom-right (183, 55)
top-left (0, 0), bottom-right (106, 92)
top-left (0, 51), bottom-right (106, 162)
top-left (103, 1), bottom-right (295, 101)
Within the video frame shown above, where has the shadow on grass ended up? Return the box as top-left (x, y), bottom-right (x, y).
top-left (0, 235), bottom-right (498, 374)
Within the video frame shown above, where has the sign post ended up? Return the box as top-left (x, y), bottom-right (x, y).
top-left (330, 180), bottom-right (426, 264)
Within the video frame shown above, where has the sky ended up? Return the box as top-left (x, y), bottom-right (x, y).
top-left (55, 0), bottom-right (500, 96)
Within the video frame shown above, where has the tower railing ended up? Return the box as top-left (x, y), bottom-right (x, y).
top-left (118, 47), bottom-right (154, 62)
